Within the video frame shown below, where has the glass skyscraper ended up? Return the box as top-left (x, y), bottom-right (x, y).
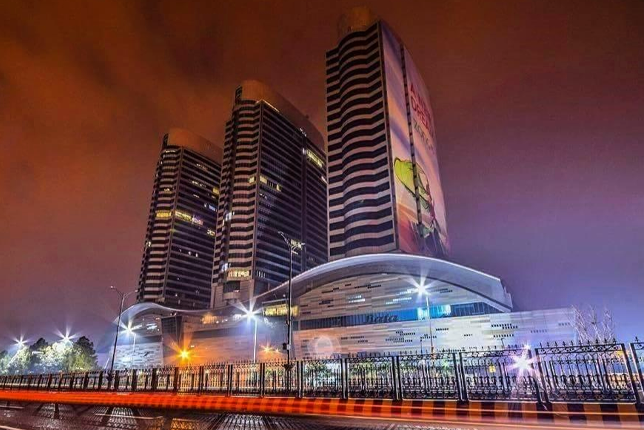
top-left (137, 129), bottom-right (222, 309)
top-left (212, 80), bottom-right (327, 308)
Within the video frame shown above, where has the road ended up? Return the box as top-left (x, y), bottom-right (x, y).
top-left (0, 402), bottom-right (639, 430)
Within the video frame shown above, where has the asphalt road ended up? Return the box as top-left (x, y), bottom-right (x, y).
top-left (0, 402), bottom-right (636, 430)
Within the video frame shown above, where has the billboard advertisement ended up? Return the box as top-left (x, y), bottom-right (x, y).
top-left (382, 26), bottom-right (420, 254)
top-left (403, 48), bottom-right (449, 257)
top-left (382, 24), bottom-right (449, 257)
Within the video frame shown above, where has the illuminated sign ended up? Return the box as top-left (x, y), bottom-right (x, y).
top-left (227, 269), bottom-right (250, 279)
top-left (263, 304), bottom-right (299, 317)
top-left (305, 149), bottom-right (324, 169)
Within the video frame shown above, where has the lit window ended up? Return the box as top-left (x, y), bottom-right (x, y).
top-left (155, 210), bottom-right (172, 219)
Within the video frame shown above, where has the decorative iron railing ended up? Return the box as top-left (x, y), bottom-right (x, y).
top-left (2, 341), bottom-right (644, 404)
top-left (535, 342), bottom-right (640, 403)
top-left (461, 347), bottom-right (539, 401)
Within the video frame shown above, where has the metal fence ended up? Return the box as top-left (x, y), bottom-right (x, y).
top-left (2, 341), bottom-right (644, 404)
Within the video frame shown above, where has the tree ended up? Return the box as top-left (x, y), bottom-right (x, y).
top-left (573, 304), bottom-right (616, 343)
top-left (6, 347), bottom-right (31, 375)
top-left (0, 350), bottom-right (8, 374)
top-left (28, 338), bottom-right (50, 373)
top-left (62, 336), bottom-right (98, 372)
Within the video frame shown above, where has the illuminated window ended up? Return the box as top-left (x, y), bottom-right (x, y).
top-left (248, 176), bottom-right (256, 184)
top-left (224, 211), bottom-right (233, 222)
top-left (212, 187), bottom-right (220, 196)
top-left (207, 229), bottom-right (216, 237)
top-left (155, 210), bottom-right (172, 219)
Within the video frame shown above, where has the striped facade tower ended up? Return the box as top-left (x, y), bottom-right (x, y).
top-left (212, 80), bottom-right (327, 308)
top-left (326, 8), bottom-right (450, 261)
top-left (137, 129), bottom-right (222, 309)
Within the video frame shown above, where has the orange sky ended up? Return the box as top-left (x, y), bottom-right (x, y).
top-left (1, 0), bottom-right (643, 346)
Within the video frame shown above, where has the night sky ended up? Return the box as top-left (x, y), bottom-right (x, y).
top-left (1, 0), bottom-right (643, 349)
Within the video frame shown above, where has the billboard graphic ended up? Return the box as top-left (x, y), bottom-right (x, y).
top-left (382, 26), bottom-right (421, 254)
top-left (382, 24), bottom-right (449, 257)
top-left (404, 48), bottom-right (449, 257)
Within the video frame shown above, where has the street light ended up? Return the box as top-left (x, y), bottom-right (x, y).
top-left (108, 286), bottom-right (138, 376)
top-left (244, 306), bottom-right (259, 363)
top-left (278, 231), bottom-right (304, 369)
top-left (416, 281), bottom-right (434, 354)
top-left (124, 323), bottom-right (138, 367)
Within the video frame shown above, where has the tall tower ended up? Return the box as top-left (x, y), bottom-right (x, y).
top-left (138, 129), bottom-right (222, 309)
top-left (326, 8), bottom-right (450, 261)
top-left (212, 81), bottom-right (327, 308)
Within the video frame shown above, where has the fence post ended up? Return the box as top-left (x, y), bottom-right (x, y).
top-left (622, 343), bottom-right (641, 404)
top-left (630, 343), bottom-right (644, 401)
top-left (395, 355), bottom-right (403, 401)
top-left (226, 364), bottom-right (233, 397)
top-left (258, 363), bottom-right (265, 397)
top-left (458, 352), bottom-right (468, 401)
top-left (525, 349), bottom-right (542, 405)
top-left (341, 358), bottom-right (348, 399)
top-left (151, 368), bottom-right (157, 392)
top-left (197, 366), bottom-right (204, 394)
top-left (131, 369), bottom-right (137, 392)
top-left (451, 353), bottom-right (462, 402)
top-left (534, 348), bottom-right (550, 405)
top-left (172, 367), bottom-right (179, 392)
top-left (297, 361), bottom-right (304, 398)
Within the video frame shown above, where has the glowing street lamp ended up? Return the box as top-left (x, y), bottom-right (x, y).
top-left (278, 230), bottom-right (304, 369)
top-left (108, 286), bottom-right (138, 376)
top-left (15, 338), bottom-right (25, 349)
top-left (416, 281), bottom-right (434, 354)
top-left (179, 349), bottom-right (190, 361)
top-left (124, 323), bottom-right (138, 367)
top-left (244, 306), bottom-right (260, 363)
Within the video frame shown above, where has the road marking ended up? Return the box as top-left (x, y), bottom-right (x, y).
top-left (0, 426), bottom-right (28, 430)
top-left (0, 406), bottom-right (23, 410)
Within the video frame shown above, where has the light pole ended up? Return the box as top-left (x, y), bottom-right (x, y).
top-left (278, 231), bottom-right (304, 371)
top-left (417, 283), bottom-right (434, 354)
top-left (125, 323), bottom-right (139, 367)
top-left (108, 286), bottom-right (138, 376)
top-left (244, 307), bottom-right (259, 363)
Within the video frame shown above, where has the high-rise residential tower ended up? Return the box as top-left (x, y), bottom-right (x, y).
top-left (326, 8), bottom-right (450, 261)
top-left (138, 129), bottom-right (222, 309)
top-left (212, 80), bottom-right (327, 308)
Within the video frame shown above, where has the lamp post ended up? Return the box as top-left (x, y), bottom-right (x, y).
top-left (125, 323), bottom-right (139, 367)
top-left (108, 286), bottom-right (138, 376)
top-left (417, 283), bottom-right (434, 354)
top-left (278, 231), bottom-right (304, 371)
top-left (244, 307), bottom-right (259, 363)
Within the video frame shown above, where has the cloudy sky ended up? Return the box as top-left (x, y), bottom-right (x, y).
top-left (1, 0), bottom-right (643, 348)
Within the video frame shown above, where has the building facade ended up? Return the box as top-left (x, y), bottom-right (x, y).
top-left (327, 8), bottom-right (449, 260)
top-left (212, 81), bottom-right (328, 308)
top-left (137, 129), bottom-right (222, 309)
top-left (116, 254), bottom-right (575, 367)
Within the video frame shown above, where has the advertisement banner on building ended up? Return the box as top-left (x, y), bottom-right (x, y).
top-left (403, 49), bottom-right (450, 257)
top-left (382, 26), bottom-right (421, 253)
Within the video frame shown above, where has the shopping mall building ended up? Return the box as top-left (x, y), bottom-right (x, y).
top-left (112, 253), bottom-right (575, 368)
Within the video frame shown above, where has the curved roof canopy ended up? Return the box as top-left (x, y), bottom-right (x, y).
top-left (268, 254), bottom-right (514, 312)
